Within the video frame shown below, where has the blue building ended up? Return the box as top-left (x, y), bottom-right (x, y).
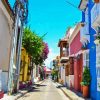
top-left (79, 0), bottom-right (97, 99)
top-left (91, 1), bottom-right (100, 100)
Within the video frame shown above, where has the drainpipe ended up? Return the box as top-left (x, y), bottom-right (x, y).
top-left (15, 22), bottom-right (24, 92)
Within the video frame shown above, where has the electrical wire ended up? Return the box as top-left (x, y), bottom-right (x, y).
top-left (66, 0), bottom-right (88, 15)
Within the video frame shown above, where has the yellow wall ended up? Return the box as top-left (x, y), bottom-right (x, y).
top-left (19, 48), bottom-right (31, 82)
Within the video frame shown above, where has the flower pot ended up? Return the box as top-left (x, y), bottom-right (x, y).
top-left (83, 86), bottom-right (89, 98)
top-left (94, 0), bottom-right (99, 3)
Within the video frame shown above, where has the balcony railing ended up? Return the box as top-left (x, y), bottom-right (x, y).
top-left (91, 3), bottom-right (100, 29)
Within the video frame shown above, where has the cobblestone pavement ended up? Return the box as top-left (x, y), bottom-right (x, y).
top-left (18, 79), bottom-right (69, 100)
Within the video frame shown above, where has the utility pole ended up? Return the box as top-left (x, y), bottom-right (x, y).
top-left (8, 0), bottom-right (28, 94)
top-left (15, 0), bottom-right (28, 92)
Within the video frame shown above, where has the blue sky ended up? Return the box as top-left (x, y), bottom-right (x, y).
top-left (9, 0), bottom-right (81, 67)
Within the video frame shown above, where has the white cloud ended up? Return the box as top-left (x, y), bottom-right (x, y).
top-left (44, 48), bottom-right (59, 68)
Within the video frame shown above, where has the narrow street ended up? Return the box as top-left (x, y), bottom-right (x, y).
top-left (0, 0), bottom-right (99, 100)
top-left (18, 79), bottom-right (69, 100)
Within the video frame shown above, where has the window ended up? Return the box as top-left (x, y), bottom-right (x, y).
top-left (83, 50), bottom-right (89, 67)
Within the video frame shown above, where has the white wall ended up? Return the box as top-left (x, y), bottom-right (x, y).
top-left (33, 64), bottom-right (38, 82)
top-left (66, 75), bottom-right (74, 88)
top-left (69, 75), bottom-right (74, 88)
top-left (1, 72), bottom-right (8, 92)
top-left (66, 76), bottom-right (69, 87)
top-left (0, 1), bottom-right (13, 92)
top-left (0, 2), bottom-right (13, 71)
top-left (61, 66), bottom-right (66, 85)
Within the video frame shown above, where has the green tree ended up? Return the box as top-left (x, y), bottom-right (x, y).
top-left (22, 27), bottom-right (44, 64)
top-left (22, 27), bottom-right (49, 65)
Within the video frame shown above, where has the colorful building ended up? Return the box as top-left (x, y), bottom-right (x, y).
top-left (58, 28), bottom-right (76, 87)
top-left (68, 23), bottom-right (83, 91)
top-left (91, 0), bottom-right (100, 99)
top-left (65, 28), bottom-right (74, 88)
top-left (19, 47), bottom-right (32, 83)
top-left (58, 38), bottom-right (69, 85)
top-left (79, 0), bottom-right (97, 99)
top-left (0, 0), bottom-right (14, 95)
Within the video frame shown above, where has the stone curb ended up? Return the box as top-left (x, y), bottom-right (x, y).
top-left (54, 82), bottom-right (84, 100)
top-left (60, 87), bottom-right (91, 100)
top-left (60, 87), bottom-right (79, 100)
top-left (14, 80), bottom-right (45, 100)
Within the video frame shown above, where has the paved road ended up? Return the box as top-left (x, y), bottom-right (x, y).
top-left (18, 79), bottom-right (69, 100)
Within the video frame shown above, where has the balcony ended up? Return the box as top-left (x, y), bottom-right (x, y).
top-left (60, 48), bottom-right (69, 64)
top-left (91, 3), bottom-right (100, 30)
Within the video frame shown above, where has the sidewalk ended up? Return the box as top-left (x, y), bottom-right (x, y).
top-left (55, 82), bottom-right (91, 100)
top-left (1, 80), bottom-right (45, 100)
top-left (61, 87), bottom-right (84, 100)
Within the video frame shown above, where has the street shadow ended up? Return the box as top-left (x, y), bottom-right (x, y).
top-left (36, 84), bottom-right (47, 87)
top-left (28, 89), bottom-right (41, 93)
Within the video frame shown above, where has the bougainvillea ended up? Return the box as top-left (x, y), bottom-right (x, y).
top-left (42, 42), bottom-right (49, 60)
top-left (36, 42), bottom-right (49, 64)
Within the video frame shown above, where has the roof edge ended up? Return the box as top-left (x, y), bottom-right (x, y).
top-left (1, 0), bottom-right (14, 19)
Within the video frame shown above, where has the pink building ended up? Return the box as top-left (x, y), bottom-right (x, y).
top-left (69, 23), bottom-right (83, 92)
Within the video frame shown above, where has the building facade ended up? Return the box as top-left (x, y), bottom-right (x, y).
top-left (0, 0), bottom-right (13, 93)
top-left (58, 38), bottom-right (69, 86)
top-left (68, 23), bottom-right (83, 91)
top-left (79, 0), bottom-right (97, 99)
top-left (91, 0), bottom-right (100, 99)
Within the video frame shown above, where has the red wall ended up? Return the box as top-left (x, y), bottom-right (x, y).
top-left (74, 54), bottom-right (83, 91)
top-left (70, 31), bottom-right (83, 91)
top-left (70, 31), bottom-right (82, 55)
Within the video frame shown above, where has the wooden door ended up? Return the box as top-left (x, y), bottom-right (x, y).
top-left (78, 54), bottom-right (83, 91)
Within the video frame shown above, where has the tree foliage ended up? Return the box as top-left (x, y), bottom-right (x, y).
top-left (22, 27), bottom-right (49, 65)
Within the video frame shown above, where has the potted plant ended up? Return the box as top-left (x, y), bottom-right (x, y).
top-left (81, 67), bottom-right (91, 98)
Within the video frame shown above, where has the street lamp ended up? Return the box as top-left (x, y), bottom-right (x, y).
top-left (8, 0), bottom-right (28, 94)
